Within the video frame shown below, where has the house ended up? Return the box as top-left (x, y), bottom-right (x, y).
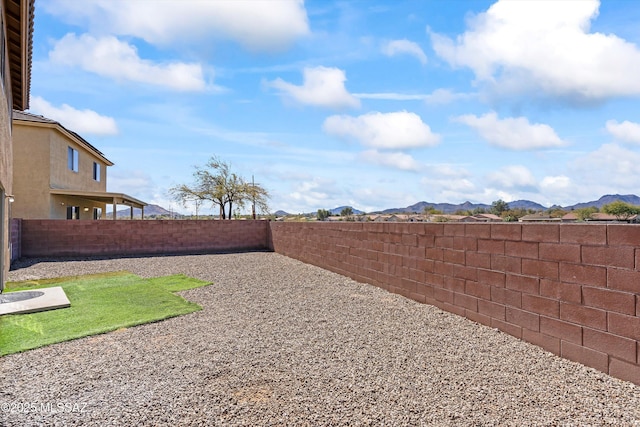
top-left (11, 111), bottom-right (146, 220)
top-left (562, 212), bottom-right (638, 223)
top-left (428, 214), bottom-right (466, 222)
top-left (472, 213), bottom-right (503, 222)
top-left (1, 0), bottom-right (35, 291)
top-left (518, 212), bottom-right (561, 222)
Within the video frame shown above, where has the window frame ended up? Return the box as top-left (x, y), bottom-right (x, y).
top-left (93, 162), bottom-right (101, 181)
top-left (66, 206), bottom-right (80, 220)
top-left (68, 147), bottom-right (79, 172)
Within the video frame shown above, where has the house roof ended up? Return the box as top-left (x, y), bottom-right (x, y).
top-left (12, 110), bottom-right (115, 166)
top-left (474, 213), bottom-right (502, 220)
top-left (519, 213), bottom-right (561, 222)
top-left (5, 0), bottom-right (35, 110)
top-left (562, 212), bottom-right (637, 222)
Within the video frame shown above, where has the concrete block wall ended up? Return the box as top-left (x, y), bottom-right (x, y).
top-left (269, 222), bottom-right (640, 385)
top-left (10, 218), bottom-right (21, 261)
top-left (19, 219), bottom-right (269, 257)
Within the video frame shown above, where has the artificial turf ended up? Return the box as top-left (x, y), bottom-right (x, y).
top-left (0, 271), bottom-right (211, 356)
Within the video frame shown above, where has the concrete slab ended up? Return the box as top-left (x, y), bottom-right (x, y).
top-left (0, 287), bottom-right (70, 315)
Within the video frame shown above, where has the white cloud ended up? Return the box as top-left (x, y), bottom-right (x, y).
top-left (107, 169), bottom-right (155, 194)
top-left (605, 120), bottom-right (640, 144)
top-left (50, 33), bottom-right (207, 91)
top-left (353, 88), bottom-right (473, 105)
top-left (428, 164), bottom-right (471, 178)
top-left (268, 67), bottom-right (360, 109)
top-left (430, 0), bottom-right (640, 102)
top-left (354, 93), bottom-right (428, 101)
top-left (360, 150), bottom-right (421, 171)
top-left (323, 111), bottom-right (440, 149)
top-left (571, 143), bottom-right (640, 191)
top-left (287, 177), bottom-right (335, 209)
top-left (420, 175), bottom-right (476, 198)
top-left (486, 165), bottom-right (537, 191)
top-left (381, 39), bottom-right (427, 64)
top-left (540, 175), bottom-right (572, 191)
top-left (424, 89), bottom-right (473, 105)
top-left (454, 111), bottom-right (566, 150)
top-left (43, 0), bottom-right (309, 52)
top-left (30, 97), bottom-right (118, 136)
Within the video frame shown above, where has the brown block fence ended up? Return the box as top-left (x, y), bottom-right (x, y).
top-left (18, 219), bottom-right (269, 257)
top-left (11, 219), bottom-right (640, 385)
top-left (269, 222), bottom-right (640, 385)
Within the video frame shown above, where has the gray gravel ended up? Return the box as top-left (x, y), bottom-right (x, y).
top-left (2, 251), bottom-right (640, 426)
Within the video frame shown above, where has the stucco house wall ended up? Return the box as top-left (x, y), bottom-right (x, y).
top-left (11, 123), bottom-right (50, 218)
top-left (11, 112), bottom-right (115, 220)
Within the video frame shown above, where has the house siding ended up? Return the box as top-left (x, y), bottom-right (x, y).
top-left (11, 123), bottom-right (50, 218)
top-left (12, 120), bottom-right (111, 219)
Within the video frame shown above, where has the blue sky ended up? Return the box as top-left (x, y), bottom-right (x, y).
top-left (27, 0), bottom-right (640, 215)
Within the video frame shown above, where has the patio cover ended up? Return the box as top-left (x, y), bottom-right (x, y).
top-left (50, 189), bottom-right (147, 219)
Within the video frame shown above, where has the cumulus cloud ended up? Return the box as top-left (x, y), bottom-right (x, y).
top-left (454, 111), bottom-right (566, 150)
top-left (360, 150), bottom-right (421, 171)
top-left (50, 34), bottom-right (207, 91)
top-left (323, 111), bottom-right (440, 149)
top-left (30, 96), bottom-right (118, 136)
top-left (430, 0), bottom-right (640, 102)
top-left (381, 39), bottom-right (427, 64)
top-left (268, 67), bottom-right (360, 109)
top-left (485, 165), bottom-right (537, 191)
top-left (540, 175), bottom-right (572, 191)
top-left (420, 175), bottom-right (476, 198)
top-left (43, 0), bottom-right (309, 52)
top-left (605, 120), bottom-right (640, 144)
top-left (288, 177), bottom-right (335, 208)
top-left (571, 143), bottom-right (640, 192)
top-left (108, 169), bottom-right (155, 194)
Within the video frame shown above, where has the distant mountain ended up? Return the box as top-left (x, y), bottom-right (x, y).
top-left (274, 194), bottom-right (640, 217)
top-left (115, 204), bottom-right (179, 218)
top-left (329, 206), bottom-right (364, 215)
top-left (379, 201), bottom-right (492, 214)
top-left (274, 210), bottom-right (289, 217)
top-left (564, 194), bottom-right (640, 210)
top-left (507, 200), bottom-right (547, 211)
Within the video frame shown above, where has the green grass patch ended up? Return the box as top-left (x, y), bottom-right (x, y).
top-left (0, 271), bottom-right (211, 356)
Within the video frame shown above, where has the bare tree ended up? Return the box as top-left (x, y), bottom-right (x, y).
top-left (170, 156), bottom-right (269, 219)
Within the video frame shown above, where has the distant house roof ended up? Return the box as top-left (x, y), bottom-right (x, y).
top-left (562, 212), bottom-right (637, 222)
top-left (519, 213), bottom-right (561, 222)
top-left (6, 0), bottom-right (35, 110)
top-left (429, 214), bottom-right (466, 222)
top-left (12, 110), bottom-right (114, 166)
top-left (474, 213), bottom-right (502, 220)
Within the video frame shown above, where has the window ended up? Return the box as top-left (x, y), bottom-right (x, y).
top-left (68, 147), bottom-right (78, 172)
top-left (93, 207), bottom-right (102, 220)
top-left (93, 162), bottom-right (101, 181)
top-left (66, 206), bottom-right (80, 220)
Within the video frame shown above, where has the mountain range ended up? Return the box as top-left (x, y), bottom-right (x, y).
top-left (116, 195), bottom-right (640, 218)
top-left (276, 194), bottom-right (640, 216)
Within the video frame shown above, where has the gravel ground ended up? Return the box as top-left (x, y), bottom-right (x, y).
top-left (2, 251), bottom-right (640, 426)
